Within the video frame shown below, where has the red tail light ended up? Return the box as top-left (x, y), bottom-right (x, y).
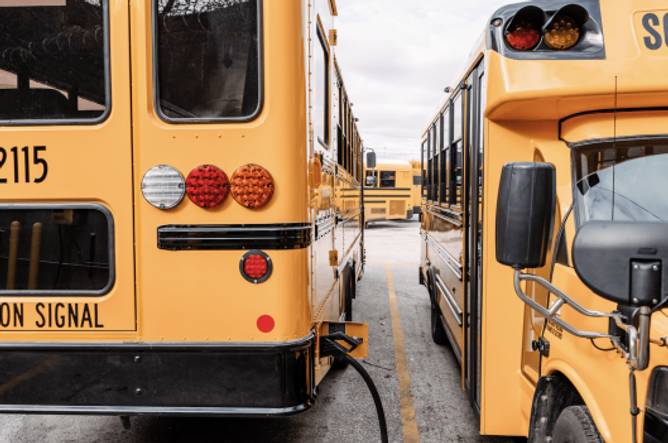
top-left (505, 6), bottom-right (545, 51)
top-left (186, 165), bottom-right (230, 209)
top-left (240, 250), bottom-right (272, 284)
top-left (506, 23), bottom-right (541, 50)
top-left (230, 164), bottom-right (274, 209)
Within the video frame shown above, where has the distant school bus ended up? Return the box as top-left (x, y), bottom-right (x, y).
top-left (364, 162), bottom-right (414, 224)
top-left (0, 0), bottom-right (369, 417)
top-left (420, 1), bottom-right (668, 441)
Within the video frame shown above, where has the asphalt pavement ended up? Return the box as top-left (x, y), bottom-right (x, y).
top-left (0, 220), bottom-right (519, 442)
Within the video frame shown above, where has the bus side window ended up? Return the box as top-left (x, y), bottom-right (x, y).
top-left (421, 139), bottom-right (428, 197)
top-left (314, 23), bottom-right (330, 147)
top-left (380, 171), bottom-right (396, 188)
top-left (450, 92), bottom-right (464, 205)
top-left (440, 109), bottom-right (450, 204)
top-left (433, 123), bottom-right (441, 202)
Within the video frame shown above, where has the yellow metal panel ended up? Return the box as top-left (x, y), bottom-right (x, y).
top-left (0, 0), bottom-right (136, 339)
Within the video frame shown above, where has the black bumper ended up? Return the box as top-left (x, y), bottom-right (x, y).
top-left (0, 336), bottom-right (315, 416)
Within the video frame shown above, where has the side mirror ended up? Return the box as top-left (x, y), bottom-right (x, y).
top-left (366, 151), bottom-right (376, 169)
top-left (495, 162), bottom-right (556, 269)
top-left (573, 222), bottom-right (668, 307)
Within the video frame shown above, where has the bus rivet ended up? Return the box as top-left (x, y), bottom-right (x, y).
top-left (653, 265), bottom-right (659, 271)
top-left (633, 264), bottom-right (639, 270)
top-left (135, 388), bottom-right (143, 396)
top-left (633, 298), bottom-right (640, 304)
top-left (491, 18), bottom-right (503, 27)
top-left (653, 299), bottom-right (659, 305)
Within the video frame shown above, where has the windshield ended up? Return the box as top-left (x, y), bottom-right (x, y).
top-left (573, 140), bottom-right (668, 225)
top-left (0, 0), bottom-right (108, 122)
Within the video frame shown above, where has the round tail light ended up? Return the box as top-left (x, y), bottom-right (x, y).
top-left (504, 6), bottom-right (545, 51)
top-left (230, 164), bottom-right (275, 209)
top-left (141, 165), bottom-right (185, 210)
top-left (186, 165), bottom-right (230, 209)
top-left (506, 22), bottom-right (541, 50)
top-left (240, 250), bottom-right (272, 284)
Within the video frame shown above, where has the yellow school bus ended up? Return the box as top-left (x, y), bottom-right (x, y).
top-left (420, 1), bottom-right (668, 441)
top-left (0, 0), bottom-right (369, 418)
top-left (364, 162), bottom-right (414, 224)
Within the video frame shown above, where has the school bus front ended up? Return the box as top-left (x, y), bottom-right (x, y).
top-left (420, 0), bottom-right (668, 441)
top-left (0, 0), bottom-right (364, 417)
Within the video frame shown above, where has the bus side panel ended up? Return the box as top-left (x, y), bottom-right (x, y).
top-left (479, 119), bottom-right (533, 436)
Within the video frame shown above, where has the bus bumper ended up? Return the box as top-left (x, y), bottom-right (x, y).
top-left (0, 335), bottom-right (316, 417)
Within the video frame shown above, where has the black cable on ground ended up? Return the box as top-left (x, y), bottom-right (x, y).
top-left (341, 352), bottom-right (389, 443)
top-left (320, 334), bottom-right (388, 443)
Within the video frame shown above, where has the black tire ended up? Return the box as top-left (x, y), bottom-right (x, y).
top-left (430, 295), bottom-right (448, 346)
top-left (552, 406), bottom-right (603, 443)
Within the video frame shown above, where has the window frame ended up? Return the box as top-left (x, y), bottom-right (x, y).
top-left (0, 0), bottom-right (112, 127)
top-left (450, 90), bottom-right (465, 206)
top-left (152, 0), bottom-right (264, 125)
top-left (0, 203), bottom-right (116, 297)
top-left (314, 20), bottom-right (331, 147)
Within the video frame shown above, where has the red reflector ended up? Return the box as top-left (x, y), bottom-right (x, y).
top-left (240, 250), bottom-right (273, 284)
top-left (257, 315), bottom-right (275, 333)
top-left (186, 165), bottom-right (230, 209)
top-left (506, 25), bottom-right (541, 51)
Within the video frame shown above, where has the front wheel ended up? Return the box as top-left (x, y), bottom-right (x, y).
top-left (552, 405), bottom-right (603, 443)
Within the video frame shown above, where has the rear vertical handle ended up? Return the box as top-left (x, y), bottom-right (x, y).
top-left (28, 222), bottom-right (42, 290)
top-left (7, 220), bottom-right (20, 289)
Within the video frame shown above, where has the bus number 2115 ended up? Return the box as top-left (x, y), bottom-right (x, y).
top-left (0, 146), bottom-right (48, 184)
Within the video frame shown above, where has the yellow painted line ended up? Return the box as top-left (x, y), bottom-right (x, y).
top-left (386, 264), bottom-right (420, 443)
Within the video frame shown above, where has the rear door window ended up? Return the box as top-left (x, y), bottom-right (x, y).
top-left (0, 206), bottom-right (113, 295)
top-left (155, 0), bottom-right (261, 121)
top-left (0, 0), bottom-right (109, 123)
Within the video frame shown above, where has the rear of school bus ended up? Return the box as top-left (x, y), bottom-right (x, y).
top-left (0, 0), bottom-right (357, 416)
top-left (364, 162), bottom-right (414, 223)
top-left (477, 0), bottom-right (668, 441)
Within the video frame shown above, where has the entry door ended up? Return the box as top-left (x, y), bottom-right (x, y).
top-left (0, 0), bottom-right (136, 333)
top-left (464, 62), bottom-right (485, 410)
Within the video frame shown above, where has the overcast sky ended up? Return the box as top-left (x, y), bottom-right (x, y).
top-left (336, 0), bottom-right (503, 162)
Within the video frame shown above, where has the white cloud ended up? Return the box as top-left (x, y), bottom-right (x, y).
top-left (336, 0), bottom-right (504, 161)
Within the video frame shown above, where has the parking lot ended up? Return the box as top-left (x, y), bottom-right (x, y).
top-left (0, 221), bottom-right (517, 442)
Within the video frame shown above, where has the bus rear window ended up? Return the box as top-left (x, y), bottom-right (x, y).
top-left (0, 0), bottom-right (108, 123)
top-left (155, 0), bottom-right (261, 121)
top-left (0, 207), bottom-right (113, 295)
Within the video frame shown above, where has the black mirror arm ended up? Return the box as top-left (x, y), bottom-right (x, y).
top-left (513, 270), bottom-right (650, 370)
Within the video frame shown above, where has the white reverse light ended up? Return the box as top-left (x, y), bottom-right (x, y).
top-left (141, 165), bottom-right (186, 210)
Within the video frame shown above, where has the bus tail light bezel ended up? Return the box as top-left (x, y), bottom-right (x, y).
top-left (504, 6), bottom-right (545, 51)
top-left (240, 250), bottom-right (273, 284)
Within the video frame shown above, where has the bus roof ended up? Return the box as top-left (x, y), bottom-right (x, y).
top-left (423, 0), bottom-right (668, 134)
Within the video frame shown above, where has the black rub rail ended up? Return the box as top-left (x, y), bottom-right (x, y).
top-left (158, 223), bottom-right (312, 251)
